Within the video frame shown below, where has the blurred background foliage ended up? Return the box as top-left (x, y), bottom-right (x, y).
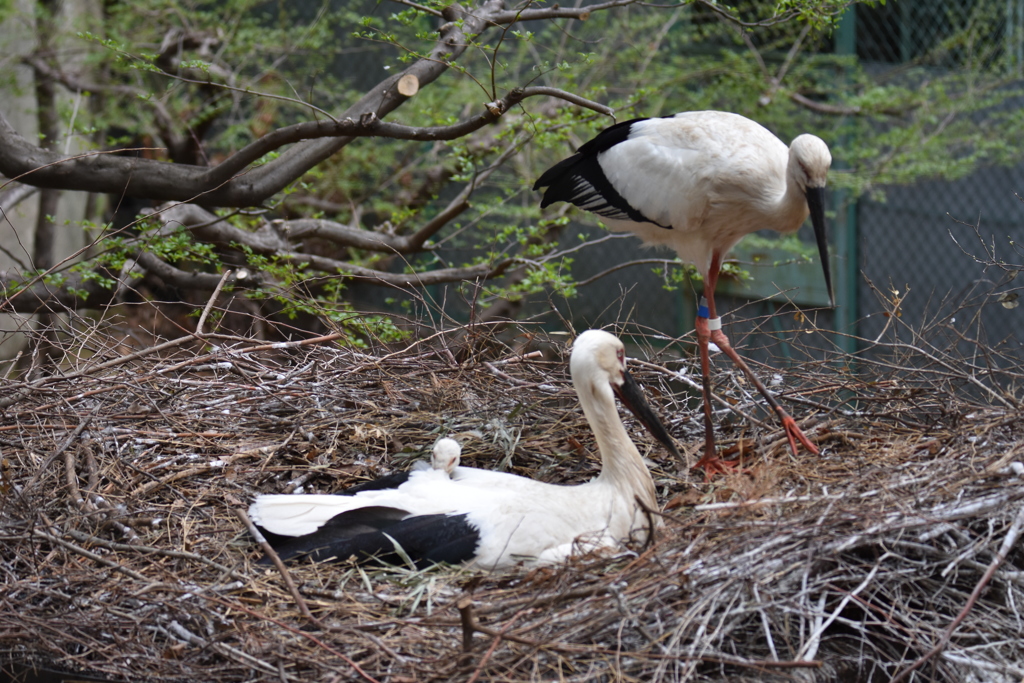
top-left (1, 0), bottom-right (1022, 355)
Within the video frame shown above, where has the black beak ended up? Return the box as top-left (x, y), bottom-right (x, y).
top-left (805, 186), bottom-right (834, 308)
top-left (614, 370), bottom-right (682, 462)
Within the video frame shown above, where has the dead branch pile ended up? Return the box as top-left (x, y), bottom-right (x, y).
top-left (2, 321), bottom-right (1023, 683)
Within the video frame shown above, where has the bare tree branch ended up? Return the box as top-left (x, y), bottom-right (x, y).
top-left (149, 203), bottom-right (515, 290)
top-left (789, 92), bottom-right (862, 116)
top-left (490, 0), bottom-right (639, 23)
top-left (0, 0), bottom-right (816, 322)
top-left (0, 2), bottom-right (519, 206)
top-left (282, 138), bottom-right (524, 255)
top-left (134, 251), bottom-right (235, 291)
top-left (0, 75), bottom-right (605, 206)
top-left (0, 182), bottom-right (40, 213)
top-left (389, 0), bottom-right (444, 17)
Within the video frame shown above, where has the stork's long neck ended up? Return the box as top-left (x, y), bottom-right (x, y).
top-left (774, 161), bottom-right (812, 232)
top-left (579, 383), bottom-right (658, 510)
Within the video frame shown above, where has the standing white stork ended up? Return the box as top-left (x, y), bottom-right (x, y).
top-left (534, 111), bottom-right (832, 476)
top-left (248, 329), bottom-right (679, 570)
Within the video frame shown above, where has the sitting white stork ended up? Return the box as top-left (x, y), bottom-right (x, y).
top-left (248, 329), bottom-right (679, 570)
top-left (534, 111), bottom-right (832, 476)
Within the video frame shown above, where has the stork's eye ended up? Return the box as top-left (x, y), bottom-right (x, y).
top-left (617, 348), bottom-right (625, 363)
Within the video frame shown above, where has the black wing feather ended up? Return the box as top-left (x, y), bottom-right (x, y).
top-left (534, 117), bottom-right (669, 229)
top-left (258, 507), bottom-right (480, 568)
top-left (256, 505), bottom-right (410, 560)
top-left (340, 471), bottom-right (412, 495)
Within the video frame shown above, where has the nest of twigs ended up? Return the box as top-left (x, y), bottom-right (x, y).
top-left (2, 317), bottom-right (1024, 683)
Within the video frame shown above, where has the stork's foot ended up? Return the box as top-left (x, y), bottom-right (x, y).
top-left (692, 452), bottom-right (741, 481)
top-left (780, 413), bottom-right (819, 456)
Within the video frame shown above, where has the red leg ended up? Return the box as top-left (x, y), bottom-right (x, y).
top-left (692, 255), bottom-right (818, 480)
top-left (691, 255), bottom-right (740, 479)
top-left (709, 328), bottom-right (819, 456)
top-left (691, 313), bottom-right (739, 479)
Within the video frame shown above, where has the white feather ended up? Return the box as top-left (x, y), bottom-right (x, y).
top-left (595, 111), bottom-right (829, 274)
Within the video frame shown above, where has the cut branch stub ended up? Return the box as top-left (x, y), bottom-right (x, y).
top-left (397, 74), bottom-right (420, 97)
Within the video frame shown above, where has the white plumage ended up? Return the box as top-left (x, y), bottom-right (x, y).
top-left (248, 330), bottom-right (678, 570)
top-left (535, 111), bottom-right (832, 476)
